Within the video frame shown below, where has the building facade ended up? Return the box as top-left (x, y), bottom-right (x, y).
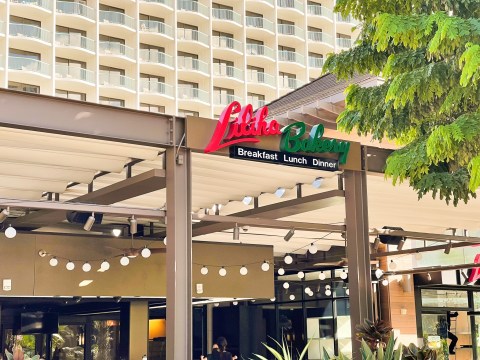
top-left (0, 0), bottom-right (358, 118)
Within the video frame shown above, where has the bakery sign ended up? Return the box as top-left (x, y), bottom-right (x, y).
top-left (204, 101), bottom-right (350, 171)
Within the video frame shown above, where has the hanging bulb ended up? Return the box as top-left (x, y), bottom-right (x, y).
top-left (100, 260), bottom-right (110, 271)
top-left (340, 269), bottom-right (348, 280)
top-left (389, 260), bottom-right (397, 270)
top-left (141, 246), bottom-right (151, 258)
top-left (382, 278), bottom-right (389, 286)
top-left (49, 257), bottom-right (58, 267)
top-left (163, 237), bottom-right (167, 246)
top-left (297, 271), bottom-right (305, 279)
top-left (283, 282), bottom-right (289, 289)
top-left (284, 254), bottom-right (293, 264)
top-left (4, 225), bottom-right (16, 239)
top-left (82, 262), bottom-right (91, 272)
top-left (289, 294), bottom-right (295, 301)
top-left (308, 243), bottom-right (318, 254)
top-left (277, 267), bottom-right (285, 276)
top-left (240, 265), bottom-right (248, 275)
top-left (305, 287), bottom-right (311, 294)
top-left (375, 268), bottom-right (384, 279)
top-left (232, 301), bottom-right (238, 306)
top-left (219, 267), bottom-right (227, 276)
top-left (325, 289), bottom-right (332, 296)
top-left (200, 266), bottom-right (208, 275)
top-left (66, 261), bottom-right (75, 271)
top-left (346, 288), bottom-right (350, 295)
top-left (427, 273), bottom-right (432, 281)
top-left (318, 271), bottom-right (326, 280)
top-left (270, 297), bottom-right (276, 302)
top-left (261, 261), bottom-right (270, 271)
top-left (120, 255), bottom-right (130, 266)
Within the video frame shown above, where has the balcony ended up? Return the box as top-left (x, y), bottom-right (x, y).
top-left (337, 37), bottom-right (352, 49)
top-left (308, 56), bottom-right (324, 69)
top-left (278, 24), bottom-right (304, 38)
top-left (212, 64), bottom-right (243, 85)
top-left (177, 86), bottom-right (209, 103)
top-left (177, 0), bottom-right (209, 19)
top-left (214, 94), bottom-right (242, 106)
top-left (99, 11), bottom-right (135, 30)
top-left (277, 0), bottom-right (303, 13)
top-left (212, 36), bottom-right (243, 55)
top-left (99, 41), bottom-right (135, 61)
top-left (55, 64), bottom-right (94, 84)
top-left (139, 20), bottom-right (174, 39)
top-left (307, 4), bottom-right (333, 21)
top-left (307, 31), bottom-right (334, 50)
top-left (140, 0), bottom-right (173, 9)
top-left (245, 17), bottom-right (274, 33)
top-left (278, 50), bottom-right (304, 66)
top-left (99, 71), bottom-right (135, 92)
top-left (140, 79), bottom-right (174, 97)
top-left (246, 70), bottom-right (275, 87)
top-left (336, 13), bottom-right (358, 24)
top-left (177, 29), bottom-right (209, 50)
top-left (9, 55), bottom-right (50, 77)
top-left (55, 32), bottom-right (95, 56)
top-left (246, 44), bottom-right (275, 66)
top-left (139, 49), bottom-right (173, 68)
top-left (10, 0), bottom-right (52, 13)
top-left (56, 1), bottom-right (94, 21)
top-left (212, 8), bottom-right (242, 29)
top-left (248, 98), bottom-right (267, 109)
top-left (279, 77), bottom-right (303, 90)
top-left (9, 23), bottom-right (51, 44)
top-left (177, 56), bottom-right (209, 74)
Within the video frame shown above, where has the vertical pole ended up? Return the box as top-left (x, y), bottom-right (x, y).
top-left (344, 170), bottom-right (373, 359)
top-left (166, 146), bottom-right (192, 360)
top-left (129, 301), bottom-right (149, 360)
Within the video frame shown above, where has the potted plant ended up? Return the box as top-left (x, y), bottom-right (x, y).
top-left (355, 319), bottom-right (393, 351)
top-left (250, 336), bottom-right (311, 360)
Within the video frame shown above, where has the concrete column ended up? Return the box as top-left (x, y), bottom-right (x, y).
top-left (344, 170), bottom-right (373, 359)
top-left (166, 147), bottom-right (192, 359)
top-left (129, 301), bottom-right (149, 360)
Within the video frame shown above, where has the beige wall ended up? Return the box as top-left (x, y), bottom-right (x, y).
top-left (0, 233), bottom-right (274, 299)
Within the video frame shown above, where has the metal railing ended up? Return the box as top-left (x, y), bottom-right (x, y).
top-left (140, 0), bottom-right (173, 7)
top-left (99, 41), bottom-right (135, 59)
top-left (308, 31), bottom-right (334, 46)
top-left (99, 71), bottom-right (135, 90)
top-left (277, 0), bottom-right (303, 12)
top-left (55, 64), bottom-right (94, 83)
top-left (308, 56), bottom-right (324, 68)
top-left (246, 44), bottom-right (275, 59)
top-left (278, 50), bottom-right (304, 64)
top-left (277, 24), bottom-right (304, 38)
top-left (99, 11), bottom-right (135, 29)
top-left (139, 49), bottom-right (173, 67)
top-left (176, 28), bottom-right (209, 45)
top-left (9, 55), bottom-right (50, 75)
top-left (56, 1), bottom-right (94, 20)
top-left (246, 70), bottom-right (275, 86)
top-left (10, 0), bottom-right (52, 10)
top-left (245, 16), bottom-right (274, 32)
top-left (336, 37), bottom-right (352, 48)
top-left (139, 20), bottom-right (173, 37)
top-left (213, 64), bottom-right (243, 80)
top-left (212, 36), bottom-right (243, 52)
top-left (55, 32), bottom-right (95, 52)
top-left (177, 86), bottom-right (209, 102)
top-left (177, 0), bottom-right (209, 17)
top-left (279, 77), bottom-right (303, 89)
top-left (177, 56), bottom-right (209, 73)
top-left (140, 79), bottom-right (173, 96)
top-left (9, 23), bottom-right (51, 43)
top-left (212, 8), bottom-right (241, 24)
top-left (307, 4), bottom-right (333, 20)
top-left (214, 93), bottom-right (242, 106)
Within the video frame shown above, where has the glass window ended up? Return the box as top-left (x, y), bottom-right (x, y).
top-left (99, 97), bottom-right (125, 107)
top-left (52, 324), bottom-right (85, 360)
top-left (306, 300), bottom-right (333, 360)
top-left (91, 320), bottom-right (120, 360)
top-left (140, 103), bottom-right (165, 113)
top-left (178, 109), bottom-right (199, 117)
top-left (421, 289), bottom-right (469, 308)
top-left (56, 89), bottom-right (86, 101)
top-left (10, 16), bottom-right (41, 26)
top-left (336, 299), bottom-right (352, 356)
top-left (9, 48), bottom-right (40, 60)
top-left (56, 26), bottom-right (86, 36)
top-left (99, 4), bottom-right (124, 12)
top-left (8, 81), bottom-right (40, 93)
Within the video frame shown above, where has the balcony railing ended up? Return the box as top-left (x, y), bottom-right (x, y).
top-left (99, 41), bottom-right (135, 59)
top-left (10, 0), bottom-right (51, 11)
top-left (246, 44), bottom-right (275, 59)
top-left (55, 64), bottom-right (94, 83)
top-left (55, 32), bottom-right (95, 52)
top-left (307, 4), bottom-right (333, 20)
top-left (177, 0), bottom-right (209, 17)
top-left (214, 94), bottom-right (241, 106)
top-left (139, 49), bottom-right (173, 67)
top-left (279, 77), bottom-right (303, 89)
top-left (212, 8), bottom-right (241, 24)
top-left (177, 28), bottom-right (209, 45)
top-left (337, 37), bottom-right (352, 48)
top-left (277, 0), bottom-right (303, 12)
top-left (99, 11), bottom-right (135, 29)
top-left (139, 20), bottom-right (173, 37)
top-left (140, 0), bottom-right (173, 7)
top-left (212, 36), bottom-right (243, 52)
top-left (248, 98), bottom-right (267, 109)
top-left (277, 24), bottom-right (304, 38)
top-left (140, 79), bottom-right (173, 96)
top-left (9, 23), bottom-right (51, 43)
top-left (246, 71), bottom-right (275, 86)
top-left (177, 86), bottom-right (209, 103)
top-left (308, 31), bottom-right (334, 46)
top-left (213, 64), bottom-right (243, 80)
top-left (308, 56), bottom-right (324, 68)
top-left (56, 1), bottom-right (94, 20)
top-left (278, 50), bottom-right (304, 64)
top-left (0, 21), bottom-right (4, 36)
top-left (245, 17), bottom-right (274, 32)
top-left (177, 56), bottom-right (209, 73)
top-left (336, 13), bottom-right (358, 24)
top-left (9, 55), bottom-right (50, 76)
top-left (99, 71), bottom-right (135, 90)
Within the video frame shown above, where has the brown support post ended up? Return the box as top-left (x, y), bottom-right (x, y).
top-left (344, 170), bottom-right (373, 359)
top-left (166, 147), bottom-right (192, 360)
top-left (129, 301), bottom-right (149, 360)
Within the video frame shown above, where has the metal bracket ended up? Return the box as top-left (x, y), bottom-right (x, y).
top-left (175, 133), bottom-right (186, 165)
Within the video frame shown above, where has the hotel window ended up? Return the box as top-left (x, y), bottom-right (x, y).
top-left (99, 4), bottom-right (124, 12)
top-left (99, 66), bottom-right (126, 86)
top-left (10, 15), bottom-right (41, 27)
top-left (9, 48), bottom-right (40, 61)
top-left (56, 57), bottom-right (87, 81)
top-left (9, 49), bottom-right (42, 72)
top-left (178, 109), bottom-right (199, 117)
top-left (213, 58), bottom-right (234, 77)
top-left (140, 103), bottom-right (165, 114)
top-left (178, 81), bottom-right (199, 99)
top-left (8, 81), bottom-right (40, 94)
top-left (279, 72), bottom-right (297, 89)
top-left (246, 38), bottom-right (264, 55)
top-left (247, 92), bottom-right (265, 109)
top-left (55, 89), bottom-right (86, 101)
top-left (309, 52), bottom-right (324, 68)
top-left (278, 19), bottom-right (295, 35)
top-left (212, 30), bottom-right (234, 48)
top-left (213, 87), bottom-right (234, 105)
top-left (139, 14), bottom-right (165, 32)
top-left (178, 51), bottom-right (199, 70)
top-left (177, 22), bottom-right (198, 41)
top-left (99, 97), bottom-right (125, 107)
top-left (140, 74), bottom-right (166, 93)
top-left (247, 65), bottom-right (265, 82)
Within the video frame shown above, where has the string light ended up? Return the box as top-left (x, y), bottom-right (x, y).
top-left (289, 294), bottom-right (295, 300)
top-left (278, 267), bottom-right (285, 276)
top-left (240, 266), bottom-right (248, 275)
top-left (163, 237), bottom-right (167, 246)
top-left (120, 256), bottom-right (130, 266)
top-left (346, 288), bottom-right (350, 295)
top-left (201, 266), bottom-right (209, 275)
top-left (100, 260), bottom-right (110, 271)
top-left (283, 282), bottom-right (290, 289)
top-left (66, 261), bottom-right (75, 271)
top-left (319, 271), bottom-right (326, 280)
top-left (382, 278), bottom-right (389, 286)
top-left (308, 243), bottom-right (318, 254)
top-left (297, 271), bottom-right (305, 279)
top-left (284, 254), bottom-right (293, 264)
top-left (5, 225), bottom-right (16, 239)
top-left (219, 267), bottom-right (227, 276)
top-left (270, 297), bottom-right (276, 302)
top-left (325, 285), bottom-right (332, 296)
top-left (305, 287), bottom-right (311, 294)
top-left (49, 257), bottom-right (58, 267)
top-left (340, 269), bottom-right (348, 280)
top-left (141, 246), bottom-right (151, 258)
top-left (389, 260), bottom-right (397, 270)
top-left (375, 268), bottom-right (384, 279)
top-left (232, 301), bottom-right (238, 306)
top-left (82, 262), bottom-right (91, 272)
top-left (261, 261), bottom-right (270, 271)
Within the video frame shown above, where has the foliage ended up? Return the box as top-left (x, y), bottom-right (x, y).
top-left (323, 0), bottom-right (480, 205)
top-left (250, 336), bottom-right (311, 360)
top-left (322, 338), bottom-right (402, 360)
top-left (5, 346), bottom-right (42, 360)
top-left (403, 343), bottom-right (437, 359)
top-left (355, 319), bottom-right (393, 351)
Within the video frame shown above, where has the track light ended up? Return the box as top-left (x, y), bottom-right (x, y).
top-left (84, 212), bottom-right (95, 231)
top-left (4, 225), bottom-right (16, 239)
top-left (312, 177), bottom-right (323, 188)
top-left (242, 196), bottom-right (253, 205)
top-left (444, 241), bottom-right (452, 254)
top-left (382, 278), bottom-right (389, 286)
top-left (233, 224), bottom-right (240, 240)
top-left (129, 215), bottom-right (137, 235)
top-left (373, 236), bottom-right (380, 252)
top-left (397, 238), bottom-right (406, 250)
top-left (274, 187), bottom-right (286, 198)
top-left (284, 228), bottom-right (295, 241)
top-left (0, 207), bottom-right (9, 223)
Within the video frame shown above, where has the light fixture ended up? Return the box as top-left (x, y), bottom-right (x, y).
top-left (201, 266), bottom-right (208, 275)
top-left (397, 238), bottom-right (405, 250)
top-left (319, 271), bottom-right (326, 280)
top-left (38, 250), bottom-right (47, 257)
top-left (242, 196), bottom-right (253, 205)
top-left (100, 260), bottom-right (110, 271)
top-left (274, 187), bottom-right (286, 198)
top-left (0, 207), bottom-right (9, 223)
top-left (312, 177), bottom-right (324, 188)
top-left (49, 257), bottom-right (58, 267)
top-left (114, 296), bottom-right (122, 303)
top-left (82, 262), bottom-right (91, 272)
top-left (444, 241), bottom-right (452, 255)
top-left (389, 260), bottom-right (397, 270)
top-left (278, 267), bottom-right (285, 276)
top-left (233, 224), bottom-right (240, 240)
top-left (427, 273), bottom-right (432, 281)
top-left (305, 287), bottom-right (311, 294)
top-left (66, 261), bottom-right (75, 271)
top-left (232, 301), bottom-right (238, 306)
top-left (83, 213), bottom-right (95, 231)
top-left (382, 278), bottom-right (389, 286)
top-left (4, 225), bottom-right (16, 239)
top-left (308, 243), bottom-right (318, 254)
top-left (375, 268), bottom-right (384, 279)
top-left (214, 303), bottom-right (220, 307)
top-left (284, 254), bottom-right (293, 264)
top-left (346, 288), bottom-right (350, 295)
top-left (289, 294), bottom-right (295, 300)
top-left (219, 267), bottom-right (227, 276)
top-left (340, 270), bottom-right (348, 280)
top-left (112, 228), bottom-right (122, 237)
top-left (120, 255), bottom-right (130, 266)
top-left (284, 228), bottom-right (295, 242)
top-left (129, 215), bottom-right (138, 235)
top-left (240, 266), bottom-right (248, 275)
top-left (297, 271), bottom-right (305, 279)
top-left (163, 237), bottom-right (167, 246)
top-left (142, 355), bottom-right (147, 360)
top-left (261, 261), bottom-right (270, 271)
top-left (325, 286), bottom-right (332, 296)
top-left (283, 282), bottom-right (290, 289)
top-left (270, 297), bottom-right (276, 302)
top-left (141, 246), bottom-right (151, 258)
top-left (373, 236), bottom-right (380, 252)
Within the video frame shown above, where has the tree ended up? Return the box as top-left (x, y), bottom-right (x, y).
top-left (323, 0), bottom-right (480, 205)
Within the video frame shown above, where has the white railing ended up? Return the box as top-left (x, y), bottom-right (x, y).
top-left (99, 71), bottom-right (135, 90)
top-left (10, 0), bottom-right (52, 11)
top-left (177, 86), bottom-right (209, 103)
top-left (279, 77), bottom-right (303, 89)
top-left (246, 71), bottom-right (275, 86)
top-left (308, 56), bottom-right (324, 68)
top-left (336, 37), bottom-right (352, 48)
top-left (246, 44), bottom-right (275, 59)
top-left (212, 36), bottom-right (243, 52)
top-left (307, 4), bottom-right (333, 20)
top-left (140, 79), bottom-right (173, 96)
top-left (277, 24), bottom-right (304, 38)
top-left (212, 8), bottom-right (241, 24)
top-left (55, 64), bottom-right (94, 83)
top-left (278, 50), bottom-right (304, 64)
top-left (99, 41), bottom-right (135, 59)
top-left (277, 0), bottom-right (303, 12)
top-left (139, 49), bottom-right (173, 67)
top-left (9, 56), bottom-right (50, 75)
top-left (245, 17), bottom-right (274, 32)
top-left (177, 56), bottom-right (209, 73)
top-left (55, 32), bottom-right (95, 52)
top-left (177, 0), bottom-right (209, 17)
top-left (139, 20), bottom-right (173, 37)
top-left (176, 28), bottom-right (209, 45)
top-left (99, 11), bottom-right (135, 29)
top-left (214, 93), bottom-right (242, 106)
top-left (248, 98), bottom-right (267, 109)
top-left (308, 31), bottom-right (334, 46)
top-left (212, 64), bottom-right (243, 80)
top-left (140, 0), bottom-right (173, 7)
top-left (56, 1), bottom-right (94, 20)
top-left (9, 23), bottom-right (51, 43)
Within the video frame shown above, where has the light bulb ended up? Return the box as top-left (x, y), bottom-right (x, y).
top-left (163, 237), bottom-right (167, 246)
top-left (219, 267), bottom-right (227, 276)
top-left (101, 260), bottom-right (110, 271)
top-left (284, 254), bottom-right (293, 264)
top-left (141, 247), bottom-right (151, 258)
top-left (340, 270), bottom-right (348, 279)
top-left (297, 271), bottom-right (305, 279)
top-left (319, 271), bottom-right (326, 280)
top-left (82, 262), bottom-right (91, 272)
top-left (66, 261), bottom-right (75, 271)
top-left (308, 290), bottom-right (314, 297)
top-left (325, 289), bottom-right (332, 296)
top-left (232, 301), bottom-right (238, 306)
top-left (278, 267), bottom-right (285, 276)
top-left (261, 261), bottom-right (270, 271)
top-left (49, 257), bottom-right (58, 267)
top-left (120, 256), bottom-right (130, 266)
top-left (270, 297), bottom-right (276, 302)
top-left (5, 225), bottom-right (16, 239)
top-left (283, 282), bottom-right (289, 289)
top-left (112, 228), bottom-right (122, 237)
top-left (346, 288), bottom-right (350, 295)
top-left (200, 266), bottom-right (209, 275)
top-left (308, 243), bottom-right (318, 254)
top-left (389, 260), bottom-right (397, 270)
top-left (240, 266), bottom-right (248, 275)
top-left (305, 287), bottom-right (311, 294)
top-left (289, 294), bottom-right (295, 300)
top-left (375, 268), bottom-right (384, 279)
top-left (214, 303), bottom-right (219, 307)
top-left (382, 278), bottom-right (389, 286)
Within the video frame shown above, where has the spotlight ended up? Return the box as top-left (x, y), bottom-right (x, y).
top-left (4, 225), bottom-right (16, 239)
top-left (308, 243), bottom-right (318, 254)
top-left (284, 228), bottom-right (295, 242)
top-left (289, 294), bottom-right (295, 300)
top-left (200, 266), bottom-right (208, 275)
top-left (297, 271), bottom-right (305, 279)
top-left (312, 177), bottom-right (323, 188)
top-left (219, 267), bottom-right (227, 276)
top-left (284, 254), bottom-right (293, 264)
top-left (120, 255), bottom-right (130, 266)
top-left (114, 296), bottom-right (122, 303)
top-left (318, 271), bottom-right (326, 280)
top-left (373, 236), bottom-right (380, 252)
top-left (82, 262), bottom-right (92, 272)
top-left (397, 238), bottom-right (405, 250)
top-left (277, 267), bottom-right (285, 276)
top-left (66, 261), bottom-right (75, 271)
top-left (389, 260), bottom-right (397, 270)
top-left (112, 228), bottom-right (122, 237)
top-left (141, 246), bottom-right (151, 258)
top-left (382, 278), bottom-right (389, 286)
top-left (283, 282), bottom-right (289, 289)
top-left (340, 270), bottom-right (348, 280)
top-left (240, 265), bottom-right (248, 275)
top-left (83, 213), bottom-right (95, 231)
top-left (49, 257), bottom-right (58, 267)
top-left (375, 268), bottom-right (384, 279)
top-left (100, 260), bottom-right (110, 271)
top-left (261, 261), bottom-right (270, 271)
top-left (242, 196), bottom-right (253, 205)
top-left (444, 241), bottom-right (452, 255)
top-left (233, 225), bottom-right (240, 240)
top-left (0, 207), bottom-right (9, 223)
top-left (129, 215), bottom-right (137, 235)
top-left (274, 187), bottom-right (286, 198)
